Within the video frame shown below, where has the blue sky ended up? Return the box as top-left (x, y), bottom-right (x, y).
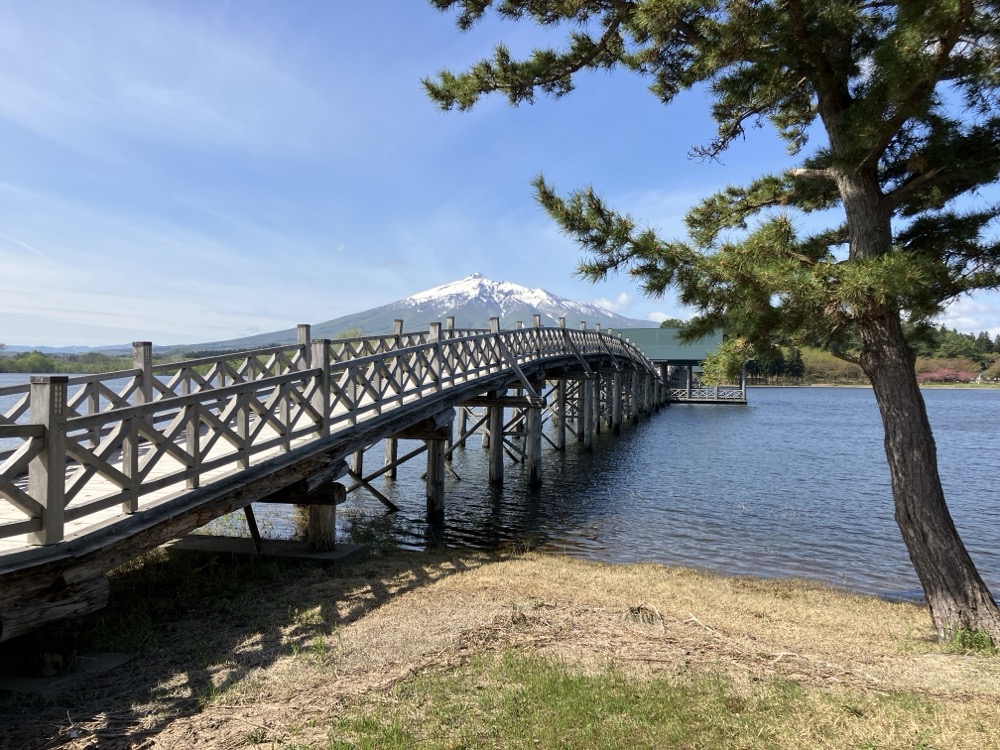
top-left (1, 2), bottom-right (997, 347)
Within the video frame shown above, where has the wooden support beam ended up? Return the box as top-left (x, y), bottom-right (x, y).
top-left (392, 408), bottom-right (455, 441)
top-left (460, 395), bottom-right (546, 408)
top-left (266, 459), bottom-right (348, 502)
top-left (243, 504), bottom-right (264, 554)
top-left (347, 467), bottom-right (400, 512)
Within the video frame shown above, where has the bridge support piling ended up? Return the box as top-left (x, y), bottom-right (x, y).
top-left (384, 438), bottom-right (398, 480)
top-left (307, 482), bottom-right (343, 552)
top-left (604, 374), bottom-right (614, 431)
top-left (583, 379), bottom-right (595, 450)
top-left (612, 371), bottom-right (622, 436)
top-left (525, 405), bottom-right (542, 487)
top-left (575, 379), bottom-right (586, 442)
top-left (426, 439), bottom-right (446, 522)
top-left (554, 380), bottom-right (566, 450)
top-left (631, 372), bottom-right (641, 425)
top-left (593, 373), bottom-right (602, 435)
top-left (488, 406), bottom-right (504, 484)
top-left (457, 408), bottom-right (468, 449)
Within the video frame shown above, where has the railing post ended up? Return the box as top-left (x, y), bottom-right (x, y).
top-left (559, 317), bottom-right (566, 329)
top-left (312, 339), bottom-right (331, 437)
top-left (28, 376), bottom-right (67, 545)
top-left (133, 341), bottom-right (152, 410)
top-left (489, 317), bottom-right (500, 334)
top-left (445, 316), bottom-right (455, 333)
top-left (298, 324), bottom-right (312, 369)
top-left (393, 319), bottom-right (404, 347)
top-left (429, 322), bottom-right (443, 390)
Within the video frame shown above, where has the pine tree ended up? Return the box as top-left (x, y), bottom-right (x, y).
top-left (427, 0), bottom-right (1000, 641)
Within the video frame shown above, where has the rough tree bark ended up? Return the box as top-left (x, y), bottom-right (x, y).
top-left (834, 156), bottom-right (1000, 640)
top-left (859, 313), bottom-right (1000, 641)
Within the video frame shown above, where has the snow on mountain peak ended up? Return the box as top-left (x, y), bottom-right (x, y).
top-left (401, 274), bottom-right (650, 326)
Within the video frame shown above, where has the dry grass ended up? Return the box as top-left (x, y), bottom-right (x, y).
top-left (1, 549), bottom-right (998, 749)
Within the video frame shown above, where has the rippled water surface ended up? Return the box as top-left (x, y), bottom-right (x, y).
top-left (335, 386), bottom-right (1000, 600)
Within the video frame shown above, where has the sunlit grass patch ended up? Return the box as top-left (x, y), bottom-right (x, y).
top-left (323, 650), bottom-right (1000, 750)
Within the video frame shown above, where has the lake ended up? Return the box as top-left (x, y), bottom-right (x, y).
top-left (327, 386), bottom-right (1000, 601)
top-left (3, 373), bottom-right (998, 600)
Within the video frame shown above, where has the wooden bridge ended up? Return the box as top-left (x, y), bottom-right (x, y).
top-left (0, 317), bottom-right (665, 643)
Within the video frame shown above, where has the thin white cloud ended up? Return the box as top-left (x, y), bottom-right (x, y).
top-left (594, 292), bottom-right (632, 313)
top-left (0, 2), bottom-right (340, 157)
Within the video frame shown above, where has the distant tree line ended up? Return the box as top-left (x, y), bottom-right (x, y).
top-left (0, 351), bottom-right (133, 374)
top-left (662, 321), bottom-right (1000, 385)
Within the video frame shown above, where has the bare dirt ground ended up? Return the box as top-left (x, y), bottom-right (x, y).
top-left (2, 549), bottom-right (998, 749)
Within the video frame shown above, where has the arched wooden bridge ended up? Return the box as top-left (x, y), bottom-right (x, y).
top-left (0, 318), bottom-right (665, 642)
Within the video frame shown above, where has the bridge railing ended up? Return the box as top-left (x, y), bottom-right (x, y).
top-left (669, 386), bottom-right (745, 401)
top-left (0, 326), bottom-right (660, 546)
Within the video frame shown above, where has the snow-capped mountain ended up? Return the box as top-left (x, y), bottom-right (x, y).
top-left (194, 274), bottom-right (654, 350)
top-left (398, 273), bottom-right (650, 330)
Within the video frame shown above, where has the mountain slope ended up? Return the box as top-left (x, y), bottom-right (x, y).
top-left (193, 273), bottom-right (654, 350)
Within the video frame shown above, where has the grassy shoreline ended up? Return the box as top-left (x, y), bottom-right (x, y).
top-left (2, 547), bottom-right (998, 749)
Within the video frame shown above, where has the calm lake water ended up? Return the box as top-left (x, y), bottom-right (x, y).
top-left (3, 373), bottom-right (998, 600)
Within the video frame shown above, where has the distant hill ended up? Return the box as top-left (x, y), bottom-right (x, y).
top-left (190, 273), bottom-right (654, 351)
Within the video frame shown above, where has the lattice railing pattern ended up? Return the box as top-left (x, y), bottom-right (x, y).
top-left (669, 387), bottom-right (745, 401)
top-left (0, 326), bottom-right (660, 544)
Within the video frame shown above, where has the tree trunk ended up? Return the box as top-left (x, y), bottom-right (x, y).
top-left (859, 311), bottom-right (1000, 642)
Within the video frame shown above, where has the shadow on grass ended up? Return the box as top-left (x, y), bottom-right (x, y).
top-left (0, 544), bottom-right (502, 750)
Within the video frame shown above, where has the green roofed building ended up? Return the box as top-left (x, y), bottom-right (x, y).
top-left (622, 328), bottom-right (746, 404)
